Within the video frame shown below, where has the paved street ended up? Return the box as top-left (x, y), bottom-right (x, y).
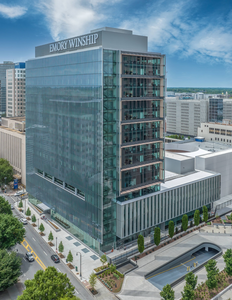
top-left (0, 193), bottom-right (93, 300)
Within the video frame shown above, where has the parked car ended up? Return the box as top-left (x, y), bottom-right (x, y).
top-left (14, 190), bottom-right (25, 197)
top-left (11, 204), bottom-right (14, 209)
top-left (25, 252), bottom-right (34, 262)
top-left (51, 254), bottom-right (60, 263)
top-left (41, 215), bottom-right (47, 220)
top-left (20, 218), bottom-right (27, 225)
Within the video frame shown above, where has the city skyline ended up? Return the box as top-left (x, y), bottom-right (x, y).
top-left (1, 0), bottom-right (232, 87)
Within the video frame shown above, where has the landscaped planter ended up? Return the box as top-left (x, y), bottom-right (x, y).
top-left (97, 269), bottom-right (124, 293)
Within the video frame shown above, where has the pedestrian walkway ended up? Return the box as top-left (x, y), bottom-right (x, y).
top-left (11, 196), bottom-right (101, 281)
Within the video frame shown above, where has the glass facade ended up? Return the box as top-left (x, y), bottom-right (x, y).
top-left (209, 98), bottom-right (223, 122)
top-left (26, 45), bottom-right (165, 252)
top-left (26, 49), bottom-right (104, 252)
top-left (119, 54), bottom-right (164, 202)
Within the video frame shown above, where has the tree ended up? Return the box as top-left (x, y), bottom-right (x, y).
top-left (0, 158), bottom-right (13, 185)
top-left (181, 284), bottom-right (195, 300)
top-left (223, 249), bottom-right (232, 263)
top-left (89, 272), bottom-right (97, 290)
top-left (26, 207), bottom-right (31, 217)
top-left (206, 270), bottom-right (218, 291)
top-left (31, 214), bottom-right (36, 224)
top-left (154, 227), bottom-right (161, 246)
top-left (205, 259), bottom-right (219, 291)
top-left (0, 249), bottom-right (21, 291)
top-left (39, 223), bottom-right (45, 234)
top-left (17, 266), bottom-right (76, 300)
top-left (160, 284), bottom-right (175, 300)
top-left (137, 234), bottom-right (144, 254)
top-left (18, 200), bottom-right (23, 208)
top-left (0, 214), bottom-right (25, 249)
top-left (48, 231), bottom-right (54, 243)
top-left (59, 241), bottom-right (64, 254)
top-left (194, 210), bottom-right (200, 226)
top-left (100, 254), bottom-right (107, 266)
top-left (67, 251), bottom-right (73, 263)
top-left (182, 214), bottom-right (188, 231)
top-left (168, 221), bottom-right (174, 239)
top-left (203, 205), bottom-right (208, 223)
top-left (109, 264), bottom-right (116, 273)
top-left (205, 259), bottom-right (219, 276)
top-left (225, 257), bottom-right (232, 276)
top-left (185, 272), bottom-right (197, 290)
top-left (0, 196), bottom-right (12, 215)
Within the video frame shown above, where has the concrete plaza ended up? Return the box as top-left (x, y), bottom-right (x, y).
top-left (118, 226), bottom-right (232, 300)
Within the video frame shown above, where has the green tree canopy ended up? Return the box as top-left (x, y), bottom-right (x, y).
top-left (160, 284), bottom-right (175, 300)
top-left (89, 272), bottom-right (97, 290)
top-left (67, 251), bottom-right (73, 263)
top-left (58, 241), bottom-right (64, 253)
top-left (185, 272), bottom-right (198, 290)
top-left (206, 270), bottom-right (218, 291)
top-left (39, 223), bottom-right (45, 233)
top-left (60, 297), bottom-right (80, 300)
top-left (137, 234), bottom-right (144, 254)
top-left (31, 215), bottom-right (36, 223)
top-left (223, 249), bottom-right (232, 263)
top-left (154, 227), bottom-right (161, 246)
top-left (0, 249), bottom-right (21, 291)
top-left (0, 214), bottom-right (25, 249)
top-left (225, 257), bottom-right (232, 276)
top-left (100, 254), bottom-right (107, 266)
top-left (26, 208), bottom-right (31, 217)
top-left (203, 206), bottom-right (208, 223)
top-left (17, 266), bottom-right (76, 300)
top-left (0, 196), bottom-right (12, 215)
top-left (0, 159), bottom-right (13, 185)
top-left (194, 210), bottom-right (200, 226)
top-left (168, 221), bottom-right (174, 239)
top-left (48, 231), bottom-right (54, 242)
top-left (182, 214), bottom-right (188, 231)
top-left (181, 284), bottom-right (195, 300)
top-left (205, 259), bottom-right (219, 276)
top-left (18, 200), bottom-right (23, 208)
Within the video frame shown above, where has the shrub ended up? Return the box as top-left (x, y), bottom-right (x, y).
top-left (113, 273), bottom-right (119, 280)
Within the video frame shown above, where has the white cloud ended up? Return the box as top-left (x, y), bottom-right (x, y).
top-left (0, 4), bottom-right (27, 18)
top-left (34, 0), bottom-right (118, 41)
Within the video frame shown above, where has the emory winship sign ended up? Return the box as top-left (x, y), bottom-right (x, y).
top-left (49, 34), bottom-right (99, 53)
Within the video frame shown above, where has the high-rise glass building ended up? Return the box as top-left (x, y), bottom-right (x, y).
top-left (0, 61), bottom-right (14, 114)
top-left (26, 28), bottom-right (165, 252)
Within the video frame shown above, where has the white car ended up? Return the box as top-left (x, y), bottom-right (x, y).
top-left (14, 190), bottom-right (26, 197)
top-left (20, 218), bottom-right (27, 225)
top-left (11, 204), bottom-right (14, 209)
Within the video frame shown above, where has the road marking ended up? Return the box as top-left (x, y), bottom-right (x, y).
top-left (75, 289), bottom-right (79, 294)
top-left (21, 239), bottom-right (46, 270)
top-left (23, 258), bottom-right (26, 262)
top-left (146, 256), bottom-right (196, 280)
top-left (43, 251), bottom-right (47, 256)
top-left (57, 268), bottom-right (61, 272)
top-left (32, 237), bottom-right (36, 241)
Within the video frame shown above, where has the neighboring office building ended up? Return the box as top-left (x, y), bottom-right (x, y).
top-left (196, 148), bottom-right (232, 197)
top-left (209, 98), bottom-right (223, 122)
top-left (0, 61), bottom-right (14, 114)
top-left (0, 117), bottom-right (26, 185)
top-left (166, 98), bottom-right (208, 136)
top-left (223, 99), bottom-right (232, 121)
top-left (26, 27), bottom-right (165, 253)
top-left (198, 122), bottom-right (232, 146)
top-left (6, 63), bottom-right (26, 117)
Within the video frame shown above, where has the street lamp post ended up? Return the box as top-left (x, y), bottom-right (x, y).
top-left (76, 252), bottom-right (82, 280)
top-left (38, 218), bottom-right (39, 228)
top-left (56, 237), bottom-right (57, 251)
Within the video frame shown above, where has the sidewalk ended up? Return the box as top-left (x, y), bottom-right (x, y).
top-left (11, 197), bottom-right (99, 280)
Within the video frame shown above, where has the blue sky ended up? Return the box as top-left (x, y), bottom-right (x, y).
top-left (0, 0), bottom-right (232, 87)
